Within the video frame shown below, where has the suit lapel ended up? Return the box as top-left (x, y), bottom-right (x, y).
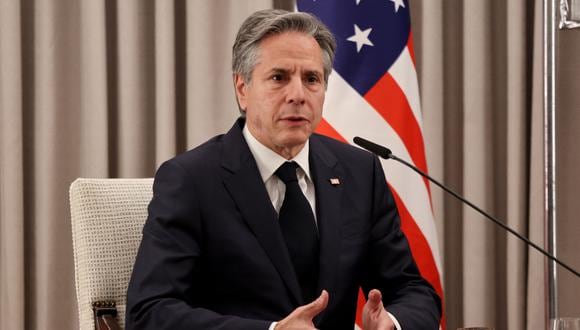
top-left (309, 136), bottom-right (342, 310)
top-left (221, 119), bottom-right (303, 305)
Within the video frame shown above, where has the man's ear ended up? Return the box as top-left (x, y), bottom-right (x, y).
top-left (233, 74), bottom-right (248, 111)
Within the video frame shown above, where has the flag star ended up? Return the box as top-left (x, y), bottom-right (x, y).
top-left (390, 0), bottom-right (405, 12)
top-left (347, 24), bottom-right (374, 53)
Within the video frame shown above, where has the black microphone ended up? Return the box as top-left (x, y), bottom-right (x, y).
top-left (353, 136), bottom-right (580, 279)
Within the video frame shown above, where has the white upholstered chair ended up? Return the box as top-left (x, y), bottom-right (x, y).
top-left (69, 178), bottom-right (153, 330)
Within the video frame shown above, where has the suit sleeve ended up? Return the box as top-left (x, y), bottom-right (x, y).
top-left (361, 156), bottom-right (442, 329)
top-left (125, 160), bottom-right (271, 330)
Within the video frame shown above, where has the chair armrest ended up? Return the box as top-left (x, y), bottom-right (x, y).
top-left (92, 301), bottom-right (120, 330)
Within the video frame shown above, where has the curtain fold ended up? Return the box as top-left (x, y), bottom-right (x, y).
top-left (411, 0), bottom-right (544, 329)
top-left (504, 2), bottom-right (531, 329)
top-left (0, 1), bottom-right (25, 328)
top-left (116, 0), bottom-right (155, 177)
top-left (154, 0), bottom-right (178, 164)
top-left (79, 0), bottom-right (110, 177)
top-left (184, 2), bottom-right (250, 149)
top-left (462, 1), bottom-right (499, 325)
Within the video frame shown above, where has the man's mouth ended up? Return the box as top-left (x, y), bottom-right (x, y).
top-left (280, 115), bottom-right (309, 123)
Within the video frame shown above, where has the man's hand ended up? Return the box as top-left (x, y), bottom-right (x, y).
top-left (275, 290), bottom-right (329, 330)
top-left (362, 289), bottom-right (395, 330)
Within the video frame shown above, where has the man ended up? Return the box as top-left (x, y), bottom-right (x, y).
top-left (126, 9), bottom-right (441, 330)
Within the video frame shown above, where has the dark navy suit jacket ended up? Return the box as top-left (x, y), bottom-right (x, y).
top-left (126, 118), bottom-right (441, 329)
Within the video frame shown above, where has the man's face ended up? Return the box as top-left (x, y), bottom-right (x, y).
top-left (234, 32), bottom-right (326, 158)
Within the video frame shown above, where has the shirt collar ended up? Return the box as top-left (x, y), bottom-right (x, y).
top-left (243, 124), bottom-right (311, 183)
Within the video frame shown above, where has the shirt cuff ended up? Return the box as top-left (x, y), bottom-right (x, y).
top-left (269, 321), bottom-right (278, 330)
top-left (387, 311), bottom-right (402, 330)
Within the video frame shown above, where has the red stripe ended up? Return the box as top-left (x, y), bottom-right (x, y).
top-left (363, 71), bottom-right (432, 198)
top-left (356, 287), bottom-right (365, 327)
top-left (407, 31), bottom-right (416, 67)
top-left (389, 185), bottom-right (446, 330)
top-left (315, 118), bottom-right (347, 143)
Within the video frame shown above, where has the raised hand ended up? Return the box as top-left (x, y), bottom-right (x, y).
top-left (275, 290), bottom-right (329, 330)
top-left (362, 289), bottom-right (395, 330)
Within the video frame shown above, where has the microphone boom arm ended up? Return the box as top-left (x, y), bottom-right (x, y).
top-left (353, 136), bottom-right (580, 279)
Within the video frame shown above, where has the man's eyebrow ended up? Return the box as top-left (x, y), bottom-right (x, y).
top-left (268, 67), bottom-right (289, 74)
top-left (266, 67), bottom-right (322, 77)
top-left (304, 69), bottom-right (322, 77)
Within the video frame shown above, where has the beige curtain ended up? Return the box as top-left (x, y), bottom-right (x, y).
top-left (2, 0), bottom-right (579, 329)
top-left (411, 0), bottom-right (547, 329)
top-left (0, 1), bottom-right (270, 329)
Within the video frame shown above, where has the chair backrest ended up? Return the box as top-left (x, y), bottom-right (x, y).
top-left (70, 178), bottom-right (153, 330)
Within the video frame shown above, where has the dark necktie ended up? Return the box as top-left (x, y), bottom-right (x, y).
top-left (275, 161), bottom-right (319, 302)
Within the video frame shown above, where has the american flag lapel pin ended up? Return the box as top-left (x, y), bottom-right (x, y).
top-left (329, 178), bottom-right (340, 185)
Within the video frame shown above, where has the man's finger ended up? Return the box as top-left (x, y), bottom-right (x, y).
top-left (367, 289), bottom-right (383, 310)
top-left (299, 290), bottom-right (329, 318)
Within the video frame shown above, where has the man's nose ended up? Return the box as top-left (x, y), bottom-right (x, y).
top-left (285, 77), bottom-right (306, 105)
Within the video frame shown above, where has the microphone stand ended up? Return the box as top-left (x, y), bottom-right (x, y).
top-left (353, 136), bottom-right (580, 279)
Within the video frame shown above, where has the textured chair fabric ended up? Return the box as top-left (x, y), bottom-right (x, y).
top-left (70, 178), bottom-right (153, 330)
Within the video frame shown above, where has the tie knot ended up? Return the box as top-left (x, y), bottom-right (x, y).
top-left (275, 161), bottom-right (299, 184)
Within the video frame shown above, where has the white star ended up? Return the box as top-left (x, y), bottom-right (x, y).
top-left (356, 0), bottom-right (361, 4)
top-left (347, 24), bottom-right (374, 52)
top-left (390, 0), bottom-right (405, 12)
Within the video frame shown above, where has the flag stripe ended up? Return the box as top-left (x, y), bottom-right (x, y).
top-left (386, 44), bottom-right (424, 133)
top-left (407, 31), bottom-right (417, 66)
top-left (315, 118), bottom-right (347, 143)
top-left (356, 287), bottom-right (365, 327)
top-left (389, 186), bottom-right (446, 327)
top-left (364, 69), bottom-right (431, 196)
top-left (389, 185), bottom-right (444, 297)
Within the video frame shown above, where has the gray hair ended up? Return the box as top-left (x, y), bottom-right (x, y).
top-left (232, 9), bottom-right (336, 85)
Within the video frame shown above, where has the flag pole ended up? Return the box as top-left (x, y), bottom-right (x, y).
top-left (543, 0), bottom-right (558, 325)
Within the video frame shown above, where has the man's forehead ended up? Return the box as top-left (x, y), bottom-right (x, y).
top-left (258, 32), bottom-right (321, 53)
top-left (255, 33), bottom-right (323, 66)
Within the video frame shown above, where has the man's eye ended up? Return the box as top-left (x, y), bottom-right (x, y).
top-left (271, 74), bottom-right (283, 81)
top-left (306, 75), bottom-right (320, 84)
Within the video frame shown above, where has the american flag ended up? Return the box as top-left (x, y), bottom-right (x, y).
top-left (297, 0), bottom-right (445, 328)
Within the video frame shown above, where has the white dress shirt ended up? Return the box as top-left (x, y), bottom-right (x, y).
top-left (243, 125), bottom-right (316, 218)
top-left (242, 125), bottom-right (401, 330)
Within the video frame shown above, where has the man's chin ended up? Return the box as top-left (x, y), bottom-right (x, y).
top-left (279, 133), bottom-right (311, 146)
